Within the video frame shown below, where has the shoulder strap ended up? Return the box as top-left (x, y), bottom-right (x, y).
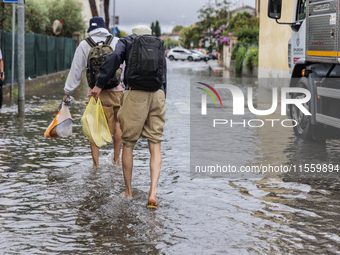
top-left (85, 36), bottom-right (97, 48)
top-left (129, 34), bottom-right (138, 41)
top-left (104, 35), bottom-right (113, 45)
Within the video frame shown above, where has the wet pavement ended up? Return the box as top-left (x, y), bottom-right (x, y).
top-left (1, 60), bottom-right (340, 254)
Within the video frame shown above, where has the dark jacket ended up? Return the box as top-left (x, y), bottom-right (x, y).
top-left (96, 35), bottom-right (167, 96)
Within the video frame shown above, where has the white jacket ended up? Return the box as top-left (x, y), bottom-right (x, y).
top-left (64, 28), bottom-right (123, 95)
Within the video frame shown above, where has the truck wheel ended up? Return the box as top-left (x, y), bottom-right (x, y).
top-left (169, 56), bottom-right (174, 61)
top-left (291, 78), bottom-right (313, 140)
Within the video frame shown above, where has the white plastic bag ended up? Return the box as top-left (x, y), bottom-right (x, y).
top-left (45, 104), bottom-right (73, 137)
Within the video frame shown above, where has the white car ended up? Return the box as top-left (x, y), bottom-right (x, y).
top-left (167, 48), bottom-right (200, 61)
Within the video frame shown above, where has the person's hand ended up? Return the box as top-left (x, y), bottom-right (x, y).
top-left (0, 72), bottom-right (4, 81)
top-left (91, 86), bottom-right (102, 98)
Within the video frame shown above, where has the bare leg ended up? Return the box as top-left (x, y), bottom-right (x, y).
top-left (122, 144), bottom-right (134, 198)
top-left (113, 111), bottom-right (122, 166)
top-left (148, 141), bottom-right (162, 205)
top-left (90, 142), bottom-right (99, 167)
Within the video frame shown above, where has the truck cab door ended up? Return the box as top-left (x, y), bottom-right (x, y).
top-left (291, 0), bottom-right (307, 66)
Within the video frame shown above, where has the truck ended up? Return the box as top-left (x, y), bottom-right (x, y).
top-left (268, 0), bottom-right (340, 141)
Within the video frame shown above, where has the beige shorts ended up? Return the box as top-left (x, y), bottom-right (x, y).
top-left (118, 89), bottom-right (166, 148)
top-left (86, 90), bottom-right (123, 136)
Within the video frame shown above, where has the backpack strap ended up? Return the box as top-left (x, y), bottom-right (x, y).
top-left (104, 35), bottom-right (113, 45)
top-left (129, 34), bottom-right (138, 41)
top-left (85, 36), bottom-right (96, 48)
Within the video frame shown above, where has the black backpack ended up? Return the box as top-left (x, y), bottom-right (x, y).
top-left (125, 34), bottom-right (164, 91)
top-left (85, 35), bottom-right (122, 90)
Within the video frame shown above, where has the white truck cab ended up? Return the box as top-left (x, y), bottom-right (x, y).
top-left (268, 0), bottom-right (340, 141)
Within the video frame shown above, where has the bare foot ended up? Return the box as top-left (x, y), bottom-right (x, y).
top-left (120, 191), bottom-right (134, 200)
top-left (114, 157), bottom-right (121, 166)
top-left (148, 191), bottom-right (157, 206)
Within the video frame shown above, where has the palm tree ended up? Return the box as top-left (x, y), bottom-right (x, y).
top-left (104, 0), bottom-right (109, 29)
top-left (88, 0), bottom-right (98, 17)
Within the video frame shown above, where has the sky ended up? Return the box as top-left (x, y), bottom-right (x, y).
top-left (113, 0), bottom-right (256, 34)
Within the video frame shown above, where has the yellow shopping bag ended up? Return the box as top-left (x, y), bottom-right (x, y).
top-left (81, 97), bottom-right (112, 147)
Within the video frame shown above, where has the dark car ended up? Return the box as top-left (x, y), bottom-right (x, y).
top-left (209, 50), bottom-right (218, 60)
top-left (191, 50), bottom-right (209, 62)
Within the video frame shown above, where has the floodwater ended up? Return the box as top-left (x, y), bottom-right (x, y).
top-left (1, 60), bottom-right (340, 254)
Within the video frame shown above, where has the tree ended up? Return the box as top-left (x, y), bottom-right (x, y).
top-left (46, 0), bottom-right (85, 38)
top-left (180, 25), bottom-right (201, 49)
top-left (224, 11), bottom-right (259, 43)
top-left (172, 25), bottom-right (183, 33)
top-left (214, 0), bottom-right (232, 30)
top-left (0, 2), bottom-right (13, 31)
top-left (155, 20), bottom-right (161, 37)
top-left (25, 0), bottom-right (50, 34)
top-left (0, 0), bottom-right (84, 37)
top-left (88, 0), bottom-right (98, 17)
top-left (151, 22), bottom-right (155, 35)
top-left (104, 0), bottom-right (110, 29)
top-left (197, 2), bottom-right (216, 51)
top-left (118, 30), bottom-right (128, 38)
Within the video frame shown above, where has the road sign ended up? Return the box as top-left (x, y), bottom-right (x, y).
top-left (3, 0), bottom-right (18, 3)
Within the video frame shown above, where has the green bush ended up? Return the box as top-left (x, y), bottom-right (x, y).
top-left (245, 46), bottom-right (259, 73)
top-left (235, 45), bottom-right (247, 75)
top-left (231, 46), bottom-right (238, 60)
top-left (234, 27), bottom-right (259, 43)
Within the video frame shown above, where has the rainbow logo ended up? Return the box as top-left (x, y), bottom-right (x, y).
top-left (196, 82), bottom-right (223, 106)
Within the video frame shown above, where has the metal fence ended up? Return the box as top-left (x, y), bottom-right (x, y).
top-left (0, 30), bottom-right (76, 85)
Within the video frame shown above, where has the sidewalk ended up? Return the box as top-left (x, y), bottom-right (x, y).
top-left (2, 69), bottom-right (70, 96)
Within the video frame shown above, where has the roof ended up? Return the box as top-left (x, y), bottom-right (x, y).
top-left (231, 5), bottom-right (255, 12)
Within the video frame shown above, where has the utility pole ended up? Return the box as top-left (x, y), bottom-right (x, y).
top-left (11, 2), bottom-right (15, 95)
top-left (112, 0), bottom-right (115, 36)
top-left (182, 15), bottom-right (185, 48)
top-left (18, 0), bottom-right (25, 115)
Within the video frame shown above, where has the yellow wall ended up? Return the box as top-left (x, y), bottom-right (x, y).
top-left (259, 0), bottom-right (295, 78)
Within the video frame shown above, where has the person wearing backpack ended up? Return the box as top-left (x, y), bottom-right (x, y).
top-left (63, 17), bottom-right (124, 167)
top-left (92, 25), bottom-right (167, 208)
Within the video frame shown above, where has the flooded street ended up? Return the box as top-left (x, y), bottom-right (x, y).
top-left (1, 60), bottom-right (340, 254)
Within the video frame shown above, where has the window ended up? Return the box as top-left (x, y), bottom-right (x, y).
top-left (297, 0), bottom-right (306, 20)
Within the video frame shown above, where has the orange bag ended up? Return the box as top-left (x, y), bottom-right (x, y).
top-left (45, 104), bottom-right (73, 137)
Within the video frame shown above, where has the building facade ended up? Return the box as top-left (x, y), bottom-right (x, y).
top-left (258, 0), bottom-right (295, 79)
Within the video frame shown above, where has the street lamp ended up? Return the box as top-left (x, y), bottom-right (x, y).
top-left (182, 15), bottom-right (185, 48)
top-left (171, 21), bottom-right (174, 48)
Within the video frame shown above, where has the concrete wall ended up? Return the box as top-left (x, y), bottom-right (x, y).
top-left (258, 0), bottom-right (295, 79)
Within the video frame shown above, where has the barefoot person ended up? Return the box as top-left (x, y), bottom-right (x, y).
top-left (93, 25), bottom-right (167, 207)
top-left (63, 17), bottom-right (124, 166)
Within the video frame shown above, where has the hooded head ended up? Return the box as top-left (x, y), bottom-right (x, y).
top-left (132, 25), bottom-right (152, 36)
top-left (87, 17), bottom-right (107, 33)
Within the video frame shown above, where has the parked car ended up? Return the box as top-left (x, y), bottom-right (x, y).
top-left (209, 50), bottom-right (218, 60)
top-left (167, 48), bottom-right (200, 61)
top-left (191, 50), bottom-right (209, 62)
top-left (164, 49), bottom-right (170, 57)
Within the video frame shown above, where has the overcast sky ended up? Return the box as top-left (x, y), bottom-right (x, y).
top-left (114, 0), bottom-right (256, 34)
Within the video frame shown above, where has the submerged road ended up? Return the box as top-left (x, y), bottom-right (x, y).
top-left (0, 60), bottom-right (340, 254)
